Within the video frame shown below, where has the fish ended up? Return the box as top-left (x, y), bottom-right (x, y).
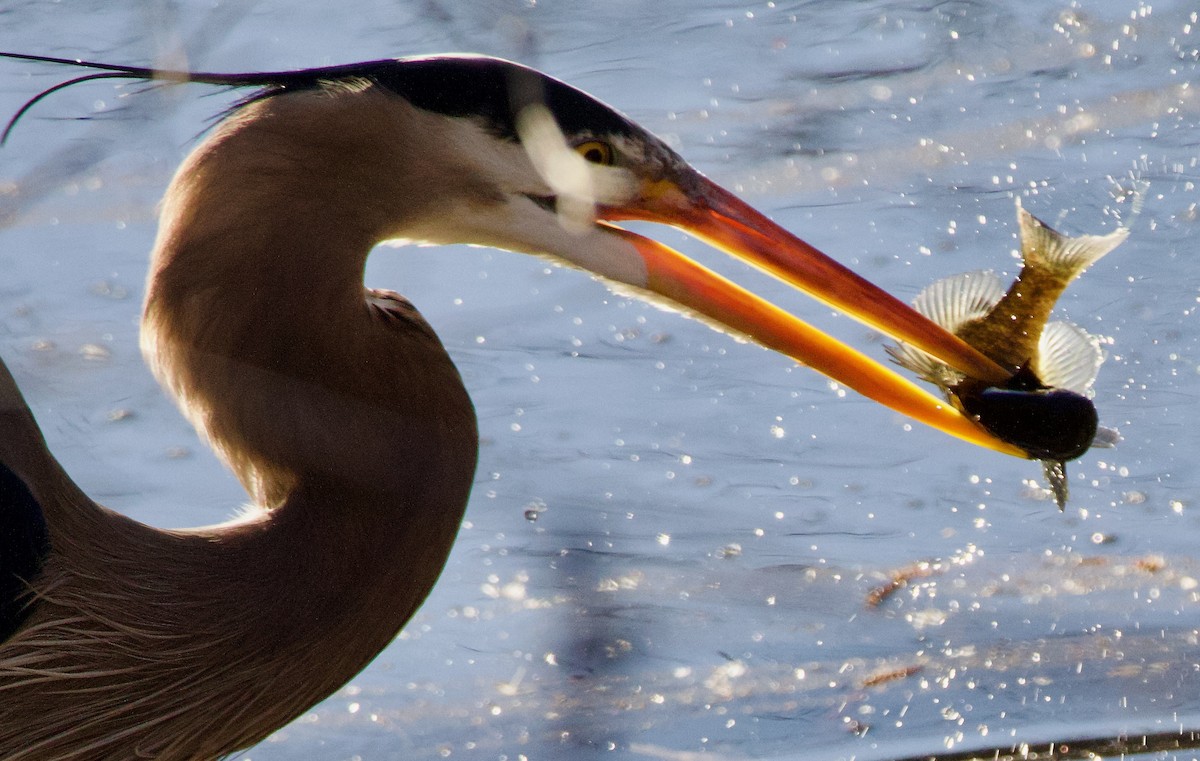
top-left (887, 198), bottom-right (1129, 508)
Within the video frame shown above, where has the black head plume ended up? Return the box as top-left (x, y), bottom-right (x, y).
top-left (0, 52), bottom-right (641, 146)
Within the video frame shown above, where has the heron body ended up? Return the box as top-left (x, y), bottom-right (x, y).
top-left (0, 53), bottom-right (1022, 759)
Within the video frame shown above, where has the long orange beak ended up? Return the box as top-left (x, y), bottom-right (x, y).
top-left (600, 173), bottom-right (1026, 457)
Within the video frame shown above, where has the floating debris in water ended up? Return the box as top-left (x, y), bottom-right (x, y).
top-left (78, 342), bottom-right (111, 361)
top-left (864, 560), bottom-right (940, 608)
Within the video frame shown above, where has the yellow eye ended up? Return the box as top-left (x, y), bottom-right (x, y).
top-left (574, 140), bottom-right (615, 165)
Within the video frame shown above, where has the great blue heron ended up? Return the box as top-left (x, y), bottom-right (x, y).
top-left (0, 52), bottom-right (1023, 759)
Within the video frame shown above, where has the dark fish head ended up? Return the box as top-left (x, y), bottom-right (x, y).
top-left (955, 368), bottom-right (1098, 462)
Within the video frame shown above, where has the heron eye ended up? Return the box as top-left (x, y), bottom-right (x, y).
top-left (575, 140), bottom-right (615, 166)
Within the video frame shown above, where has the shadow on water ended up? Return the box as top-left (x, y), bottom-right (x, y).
top-left (544, 545), bottom-right (642, 755)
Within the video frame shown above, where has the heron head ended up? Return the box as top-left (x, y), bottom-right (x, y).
top-left (352, 55), bottom-right (1022, 453)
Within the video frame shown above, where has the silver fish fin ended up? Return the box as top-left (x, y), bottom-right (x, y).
top-left (1042, 459), bottom-right (1069, 510)
top-left (884, 340), bottom-right (961, 389)
top-left (1091, 426), bottom-right (1121, 448)
top-left (911, 270), bottom-right (1006, 331)
top-left (1016, 199), bottom-right (1129, 279)
top-left (886, 271), bottom-right (1005, 388)
top-left (1034, 321), bottom-right (1103, 394)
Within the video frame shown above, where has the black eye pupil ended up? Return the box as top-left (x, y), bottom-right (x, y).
top-left (584, 148), bottom-right (604, 163)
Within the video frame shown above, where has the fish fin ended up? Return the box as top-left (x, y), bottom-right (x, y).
top-left (884, 340), bottom-right (961, 389)
top-left (910, 270), bottom-right (1006, 332)
top-left (885, 271), bottom-right (1005, 387)
top-left (1091, 426), bottom-right (1121, 448)
top-left (1034, 321), bottom-right (1103, 394)
top-left (1042, 459), bottom-right (1069, 510)
top-left (1016, 199), bottom-right (1129, 280)
top-left (888, 271), bottom-right (1008, 384)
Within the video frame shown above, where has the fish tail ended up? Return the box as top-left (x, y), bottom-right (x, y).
top-left (1016, 198), bottom-right (1129, 281)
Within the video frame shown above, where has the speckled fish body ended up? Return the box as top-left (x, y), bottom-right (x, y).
top-left (888, 199), bottom-right (1129, 508)
top-left (891, 200), bottom-right (1128, 393)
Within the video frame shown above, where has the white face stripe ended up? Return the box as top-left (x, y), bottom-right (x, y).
top-left (514, 103), bottom-right (637, 232)
top-left (387, 104), bottom-right (650, 290)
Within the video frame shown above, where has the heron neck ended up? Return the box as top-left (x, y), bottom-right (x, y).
top-left (139, 94), bottom-right (479, 513)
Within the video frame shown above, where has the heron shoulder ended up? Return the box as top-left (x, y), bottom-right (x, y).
top-left (366, 289), bottom-right (443, 342)
top-left (0, 461), bottom-right (49, 643)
